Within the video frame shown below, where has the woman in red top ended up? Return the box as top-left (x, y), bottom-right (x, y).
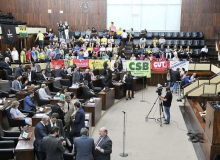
top-left (26, 48), bottom-right (31, 62)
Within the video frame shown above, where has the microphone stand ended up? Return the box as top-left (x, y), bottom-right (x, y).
top-left (120, 111), bottom-right (128, 157)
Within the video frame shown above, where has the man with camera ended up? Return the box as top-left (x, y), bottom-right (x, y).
top-left (159, 87), bottom-right (173, 124)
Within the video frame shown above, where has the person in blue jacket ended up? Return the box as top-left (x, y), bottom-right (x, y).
top-left (23, 90), bottom-right (37, 112)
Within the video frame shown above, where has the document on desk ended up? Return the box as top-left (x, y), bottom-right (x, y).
top-left (93, 98), bottom-right (101, 101)
top-left (35, 113), bottom-right (46, 117)
top-left (87, 103), bottom-right (95, 106)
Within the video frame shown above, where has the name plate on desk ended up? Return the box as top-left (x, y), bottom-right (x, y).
top-left (35, 113), bottom-right (46, 117)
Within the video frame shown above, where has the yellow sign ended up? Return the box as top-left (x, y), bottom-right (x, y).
top-left (89, 60), bottom-right (111, 69)
top-left (18, 25), bottom-right (28, 37)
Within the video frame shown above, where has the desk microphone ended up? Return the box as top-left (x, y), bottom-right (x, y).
top-left (122, 111), bottom-right (126, 113)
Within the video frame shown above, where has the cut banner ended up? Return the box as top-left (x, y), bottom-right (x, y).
top-left (73, 59), bottom-right (89, 68)
top-left (151, 61), bottom-right (170, 72)
top-left (126, 60), bottom-right (151, 77)
top-left (51, 60), bottom-right (65, 69)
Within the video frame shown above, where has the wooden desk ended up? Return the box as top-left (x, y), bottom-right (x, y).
top-left (16, 91), bottom-right (27, 100)
top-left (15, 127), bottom-right (35, 160)
top-left (0, 98), bottom-right (14, 125)
top-left (113, 83), bottom-right (125, 99)
top-left (133, 77), bottom-right (146, 91)
top-left (32, 108), bottom-right (52, 126)
top-left (63, 75), bottom-right (72, 84)
top-left (98, 89), bottom-right (115, 110)
top-left (84, 98), bottom-right (102, 126)
top-left (68, 86), bottom-right (83, 98)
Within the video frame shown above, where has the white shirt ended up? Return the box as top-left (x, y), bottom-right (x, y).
top-left (39, 88), bottom-right (51, 100)
top-left (201, 48), bottom-right (208, 53)
top-left (11, 50), bottom-right (19, 60)
top-left (84, 51), bottom-right (89, 57)
top-left (28, 72), bottom-right (32, 81)
top-left (130, 57), bottom-right (136, 60)
top-left (100, 47), bottom-right (106, 51)
top-left (50, 120), bottom-right (57, 127)
top-left (121, 32), bottom-right (128, 38)
top-left (106, 47), bottom-right (112, 52)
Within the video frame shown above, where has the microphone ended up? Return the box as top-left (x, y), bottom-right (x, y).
top-left (122, 111), bottom-right (126, 113)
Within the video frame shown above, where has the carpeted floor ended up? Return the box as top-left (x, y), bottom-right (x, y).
top-left (92, 86), bottom-right (197, 160)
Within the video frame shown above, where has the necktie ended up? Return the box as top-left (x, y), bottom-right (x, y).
top-left (95, 136), bottom-right (102, 148)
top-left (67, 103), bottom-right (70, 111)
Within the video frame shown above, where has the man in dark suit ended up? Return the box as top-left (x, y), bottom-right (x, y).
top-left (82, 80), bottom-right (97, 99)
top-left (94, 127), bottom-right (112, 160)
top-left (46, 113), bottom-right (65, 138)
top-left (14, 64), bottom-right (25, 77)
top-left (74, 128), bottom-right (95, 160)
top-left (42, 126), bottom-right (66, 160)
top-left (69, 102), bottom-right (85, 144)
top-left (51, 100), bottom-right (66, 124)
top-left (26, 66), bottom-right (39, 84)
top-left (34, 115), bottom-right (50, 160)
top-left (60, 67), bottom-right (69, 78)
top-left (171, 68), bottom-right (180, 94)
top-left (3, 57), bottom-right (12, 75)
top-left (38, 69), bottom-right (48, 81)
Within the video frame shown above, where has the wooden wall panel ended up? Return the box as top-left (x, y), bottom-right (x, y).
top-left (0, 0), bottom-right (107, 32)
top-left (181, 0), bottom-right (220, 39)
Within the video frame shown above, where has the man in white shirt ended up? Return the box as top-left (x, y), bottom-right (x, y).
top-left (201, 45), bottom-right (208, 58)
top-left (139, 37), bottom-right (147, 48)
top-left (11, 47), bottom-right (19, 63)
top-left (121, 29), bottom-right (128, 47)
top-left (159, 37), bottom-right (166, 45)
top-left (39, 84), bottom-right (51, 100)
top-left (190, 73), bottom-right (196, 83)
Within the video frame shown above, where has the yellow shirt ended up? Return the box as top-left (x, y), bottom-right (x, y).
top-left (39, 52), bottom-right (45, 60)
top-left (20, 51), bottom-right (26, 63)
top-left (153, 39), bottom-right (158, 45)
top-left (101, 37), bottom-right (107, 43)
top-left (116, 30), bottom-right (122, 35)
top-left (87, 47), bottom-right (93, 52)
top-left (35, 50), bottom-right (40, 59)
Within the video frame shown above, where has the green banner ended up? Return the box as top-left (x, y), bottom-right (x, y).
top-left (18, 25), bottom-right (28, 37)
top-left (126, 60), bottom-right (151, 77)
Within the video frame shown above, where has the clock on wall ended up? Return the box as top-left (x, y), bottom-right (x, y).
top-left (80, 1), bottom-right (91, 13)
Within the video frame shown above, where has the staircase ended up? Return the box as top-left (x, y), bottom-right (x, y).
top-left (125, 41), bottom-right (133, 59)
top-left (206, 39), bottom-right (218, 62)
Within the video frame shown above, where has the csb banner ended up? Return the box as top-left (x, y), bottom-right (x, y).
top-left (89, 60), bottom-right (111, 69)
top-left (170, 61), bottom-right (189, 71)
top-left (51, 59), bottom-right (65, 69)
top-left (73, 59), bottom-right (89, 68)
top-left (126, 60), bottom-right (151, 77)
top-left (18, 25), bottom-right (28, 37)
top-left (151, 61), bottom-right (170, 72)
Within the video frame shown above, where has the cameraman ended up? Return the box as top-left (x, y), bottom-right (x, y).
top-left (159, 87), bottom-right (172, 124)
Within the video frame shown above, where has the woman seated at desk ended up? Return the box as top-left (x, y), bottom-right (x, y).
top-left (59, 86), bottom-right (67, 101)
top-left (10, 101), bottom-right (32, 126)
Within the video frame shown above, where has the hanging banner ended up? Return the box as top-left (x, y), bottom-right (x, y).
top-left (73, 59), bottom-right (89, 68)
top-left (170, 61), bottom-right (189, 71)
top-left (51, 59), bottom-right (65, 69)
top-left (89, 60), bottom-right (111, 69)
top-left (151, 61), bottom-right (170, 72)
top-left (126, 60), bottom-right (151, 77)
top-left (111, 60), bottom-right (127, 71)
top-left (18, 25), bottom-right (28, 37)
top-left (1, 25), bottom-right (17, 44)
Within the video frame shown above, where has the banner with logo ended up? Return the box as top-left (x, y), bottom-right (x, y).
top-left (151, 61), bottom-right (170, 72)
top-left (73, 59), bottom-right (89, 68)
top-left (126, 60), bottom-right (151, 77)
top-left (111, 60), bottom-right (127, 71)
top-left (18, 25), bottom-right (28, 37)
top-left (170, 61), bottom-right (189, 71)
top-left (51, 59), bottom-right (64, 69)
top-left (1, 25), bottom-right (17, 44)
top-left (89, 60), bottom-right (111, 69)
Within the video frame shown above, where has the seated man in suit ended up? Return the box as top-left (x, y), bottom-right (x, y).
top-left (14, 64), bottom-right (25, 77)
top-left (38, 69), bottom-right (48, 81)
top-left (23, 90), bottom-right (37, 112)
top-left (39, 84), bottom-right (51, 100)
top-left (69, 102), bottom-right (85, 144)
top-left (60, 67), bottom-right (69, 78)
top-left (46, 113), bottom-right (65, 138)
top-left (74, 128), bottom-right (95, 160)
top-left (51, 100), bottom-right (66, 124)
top-left (25, 66), bottom-right (39, 84)
top-left (3, 57), bottom-right (12, 75)
top-left (82, 80), bottom-right (97, 99)
top-left (12, 75), bottom-right (28, 92)
top-left (34, 115), bottom-right (50, 160)
top-left (83, 69), bottom-right (91, 83)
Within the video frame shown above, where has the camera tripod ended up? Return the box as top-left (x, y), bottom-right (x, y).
top-left (145, 96), bottom-right (166, 127)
